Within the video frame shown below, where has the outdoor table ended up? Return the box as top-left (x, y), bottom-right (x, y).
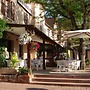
top-left (56, 60), bottom-right (81, 72)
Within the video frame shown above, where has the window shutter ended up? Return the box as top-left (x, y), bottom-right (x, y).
top-left (11, 1), bottom-right (15, 20)
top-left (7, 1), bottom-right (11, 18)
top-left (1, 0), bottom-right (6, 16)
top-left (24, 12), bottom-right (28, 24)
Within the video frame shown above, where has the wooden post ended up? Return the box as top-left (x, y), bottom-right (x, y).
top-left (43, 40), bottom-right (46, 69)
top-left (27, 42), bottom-right (31, 69)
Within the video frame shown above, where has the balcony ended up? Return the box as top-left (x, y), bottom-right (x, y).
top-left (1, 1), bottom-right (15, 21)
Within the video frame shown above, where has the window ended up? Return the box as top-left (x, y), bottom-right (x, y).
top-left (24, 12), bottom-right (28, 24)
top-left (1, 0), bottom-right (15, 21)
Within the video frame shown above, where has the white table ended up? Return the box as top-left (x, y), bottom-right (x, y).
top-left (31, 59), bottom-right (47, 70)
top-left (56, 60), bottom-right (81, 71)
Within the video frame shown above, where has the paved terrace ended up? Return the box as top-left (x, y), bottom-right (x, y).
top-left (0, 82), bottom-right (90, 90)
top-left (32, 67), bottom-right (90, 75)
top-left (0, 67), bottom-right (90, 90)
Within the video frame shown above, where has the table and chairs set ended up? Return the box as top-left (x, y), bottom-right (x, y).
top-left (56, 60), bottom-right (81, 72)
top-left (18, 59), bottom-right (81, 71)
top-left (31, 58), bottom-right (44, 70)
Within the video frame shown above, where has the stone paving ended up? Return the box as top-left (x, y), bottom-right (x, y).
top-left (0, 82), bottom-right (90, 90)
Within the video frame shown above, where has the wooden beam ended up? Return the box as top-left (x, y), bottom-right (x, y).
top-left (7, 23), bottom-right (62, 47)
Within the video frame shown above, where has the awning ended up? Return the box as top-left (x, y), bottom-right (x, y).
top-left (64, 29), bottom-right (90, 38)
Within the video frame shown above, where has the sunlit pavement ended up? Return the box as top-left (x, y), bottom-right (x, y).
top-left (0, 82), bottom-right (90, 90)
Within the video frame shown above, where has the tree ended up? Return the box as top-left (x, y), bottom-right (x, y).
top-left (24, 0), bottom-right (90, 69)
top-left (0, 18), bottom-right (7, 38)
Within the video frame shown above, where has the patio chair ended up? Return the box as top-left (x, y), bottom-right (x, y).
top-left (56, 60), bottom-right (67, 72)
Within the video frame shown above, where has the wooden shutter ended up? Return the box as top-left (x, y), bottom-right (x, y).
top-left (6, 1), bottom-right (11, 18)
top-left (1, 0), bottom-right (6, 16)
top-left (11, 1), bottom-right (15, 20)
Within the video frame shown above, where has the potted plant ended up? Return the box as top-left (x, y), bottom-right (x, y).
top-left (18, 32), bottom-right (32, 45)
top-left (30, 41), bottom-right (40, 51)
top-left (10, 52), bottom-right (20, 68)
top-left (17, 67), bottom-right (32, 83)
top-left (17, 67), bottom-right (30, 75)
top-left (0, 47), bottom-right (17, 75)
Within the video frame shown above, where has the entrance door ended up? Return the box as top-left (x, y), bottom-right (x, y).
top-left (0, 39), bottom-right (12, 51)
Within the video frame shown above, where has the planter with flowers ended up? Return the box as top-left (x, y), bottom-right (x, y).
top-left (17, 67), bottom-right (32, 83)
top-left (30, 41), bottom-right (40, 51)
top-left (18, 33), bottom-right (32, 45)
top-left (30, 41), bottom-right (40, 60)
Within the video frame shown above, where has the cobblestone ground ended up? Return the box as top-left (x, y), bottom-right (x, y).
top-left (0, 82), bottom-right (90, 90)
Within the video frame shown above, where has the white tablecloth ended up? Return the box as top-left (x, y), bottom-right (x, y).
top-left (56, 60), bottom-right (81, 71)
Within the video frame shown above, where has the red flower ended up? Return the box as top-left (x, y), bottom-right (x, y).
top-left (30, 42), bottom-right (40, 51)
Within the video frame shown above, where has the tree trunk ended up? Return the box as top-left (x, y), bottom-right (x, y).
top-left (79, 38), bottom-right (86, 70)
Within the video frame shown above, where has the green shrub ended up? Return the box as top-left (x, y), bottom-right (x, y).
top-left (85, 59), bottom-right (90, 65)
top-left (17, 67), bottom-right (30, 75)
top-left (0, 47), bottom-right (7, 68)
top-left (10, 52), bottom-right (20, 68)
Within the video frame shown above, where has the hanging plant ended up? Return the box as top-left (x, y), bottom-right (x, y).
top-left (30, 42), bottom-right (40, 51)
top-left (18, 33), bottom-right (32, 45)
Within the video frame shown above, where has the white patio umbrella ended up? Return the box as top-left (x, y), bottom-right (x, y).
top-left (62, 29), bottom-right (90, 69)
top-left (64, 29), bottom-right (90, 38)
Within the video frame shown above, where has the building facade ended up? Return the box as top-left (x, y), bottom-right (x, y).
top-left (0, 0), bottom-right (62, 68)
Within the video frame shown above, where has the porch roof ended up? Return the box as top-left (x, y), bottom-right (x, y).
top-left (7, 23), bottom-right (62, 47)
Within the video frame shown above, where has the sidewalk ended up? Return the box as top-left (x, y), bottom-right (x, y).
top-left (0, 82), bottom-right (90, 90)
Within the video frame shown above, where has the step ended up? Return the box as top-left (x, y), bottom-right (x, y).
top-left (30, 81), bottom-right (90, 87)
top-left (32, 77), bottom-right (90, 83)
top-left (31, 73), bottom-right (90, 87)
top-left (34, 74), bottom-right (90, 79)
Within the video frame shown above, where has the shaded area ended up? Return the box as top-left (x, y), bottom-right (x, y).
top-left (26, 88), bottom-right (48, 90)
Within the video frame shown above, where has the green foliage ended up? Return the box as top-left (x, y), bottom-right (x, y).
top-left (0, 18), bottom-right (8, 38)
top-left (17, 67), bottom-right (30, 75)
top-left (85, 59), bottom-right (90, 65)
top-left (0, 47), bottom-right (7, 68)
top-left (10, 52), bottom-right (20, 68)
top-left (24, 0), bottom-right (90, 30)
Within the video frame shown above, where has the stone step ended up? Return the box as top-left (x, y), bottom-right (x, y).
top-left (32, 77), bottom-right (90, 83)
top-left (34, 73), bottom-right (90, 79)
top-left (31, 73), bottom-right (90, 87)
top-left (30, 81), bottom-right (90, 87)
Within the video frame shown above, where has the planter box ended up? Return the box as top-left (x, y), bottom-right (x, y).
top-left (18, 74), bottom-right (30, 83)
top-left (0, 68), bottom-right (17, 75)
top-left (0, 68), bottom-right (33, 83)
top-left (0, 74), bottom-right (32, 83)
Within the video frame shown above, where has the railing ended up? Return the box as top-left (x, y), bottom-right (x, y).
top-left (37, 23), bottom-right (57, 41)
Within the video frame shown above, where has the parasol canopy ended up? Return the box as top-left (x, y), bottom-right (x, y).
top-left (64, 29), bottom-right (90, 38)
